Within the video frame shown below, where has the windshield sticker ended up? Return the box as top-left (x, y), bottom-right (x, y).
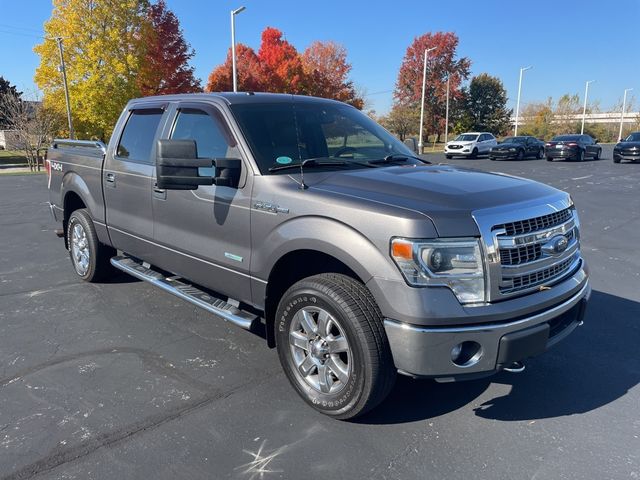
top-left (276, 156), bottom-right (293, 165)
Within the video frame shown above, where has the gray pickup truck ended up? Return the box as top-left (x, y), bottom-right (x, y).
top-left (47, 93), bottom-right (590, 419)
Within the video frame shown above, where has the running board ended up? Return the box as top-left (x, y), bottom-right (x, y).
top-left (110, 256), bottom-right (258, 330)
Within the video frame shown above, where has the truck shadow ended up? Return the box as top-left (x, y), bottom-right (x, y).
top-left (357, 290), bottom-right (639, 425)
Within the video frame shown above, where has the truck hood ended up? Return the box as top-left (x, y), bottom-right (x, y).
top-left (308, 164), bottom-right (565, 237)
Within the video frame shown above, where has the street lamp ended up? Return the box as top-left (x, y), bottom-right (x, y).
top-left (55, 37), bottom-right (74, 139)
top-left (230, 6), bottom-right (246, 93)
top-left (444, 74), bottom-right (450, 144)
top-left (581, 80), bottom-right (595, 135)
top-left (514, 65), bottom-right (532, 136)
top-left (418, 47), bottom-right (436, 153)
top-left (618, 88), bottom-right (633, 141)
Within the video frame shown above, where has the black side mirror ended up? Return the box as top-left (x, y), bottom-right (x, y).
top-left (594, 138), bottom-right (598, 144)
top-left (156, 139), bottom-right (241, 190)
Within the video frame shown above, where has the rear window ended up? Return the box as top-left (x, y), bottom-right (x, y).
top-left (553, 135), bottom-right (580, 141)
top-left (116, 109), bottom-right (164, 162)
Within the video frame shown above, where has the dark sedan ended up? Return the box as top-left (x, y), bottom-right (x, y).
top-left (489, 136), bottom-right (545, 160)
top-left (613, 132), bottom-right (640, 163)
top-left (545, 134), bottom-right (602, 162)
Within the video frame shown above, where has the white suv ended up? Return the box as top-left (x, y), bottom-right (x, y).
top-left (445, 132), bottom-right (497, 159)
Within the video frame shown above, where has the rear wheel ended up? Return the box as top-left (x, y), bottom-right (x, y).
top-left (67, 209), bottom-right (115, 282)
top-left (275, 273), bottom-right (396, 419)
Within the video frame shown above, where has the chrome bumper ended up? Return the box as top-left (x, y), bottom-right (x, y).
top-left (384, 279), bottom-right (590, 379)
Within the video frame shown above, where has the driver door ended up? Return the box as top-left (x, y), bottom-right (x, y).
top-left (151, 102), bottom-right (253, 299)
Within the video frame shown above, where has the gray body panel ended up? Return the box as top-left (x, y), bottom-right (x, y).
top-left (47, 92), bottom-right (590, 379)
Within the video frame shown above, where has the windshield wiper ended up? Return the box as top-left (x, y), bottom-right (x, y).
top-left (368, 154), bottom-right (431, 165)
top-left (268, 157), bottom-right (377, 172)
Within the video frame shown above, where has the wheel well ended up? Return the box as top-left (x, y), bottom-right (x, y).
top-left (63, 191), bottom-right (86, 248)
top-left (264, 250), bottom-right (362, 348)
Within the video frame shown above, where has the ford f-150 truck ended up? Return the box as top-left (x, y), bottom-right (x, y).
top-left (47, 93), bottom-right (590, 419)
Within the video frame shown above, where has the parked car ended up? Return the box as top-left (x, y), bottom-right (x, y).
top-left (489, 136), bottom-right (545, 160)
top-left (46, 93), bottom-right (590, 419)
top-left (544, 134), bottom-right (602, 162)
top-left (444, 132), bottom-right (497, 159)
top-left (613, 132), bottom-right (640, 163)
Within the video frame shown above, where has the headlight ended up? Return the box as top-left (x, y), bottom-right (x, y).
top-left (390, 238), bottom-right (486, 304)
top-left (509, 148), bottom-right (516, 152)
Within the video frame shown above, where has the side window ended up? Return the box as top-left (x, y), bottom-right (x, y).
top-left (171, 108), bottom-right (239, 159)
top-left (479, 134), bottom-right (487, 142)
top-left (116, 109), bottom-right (164, 163)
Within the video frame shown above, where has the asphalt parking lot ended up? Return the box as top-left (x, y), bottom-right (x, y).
top-left (1, 144), bottom-right (638, 479)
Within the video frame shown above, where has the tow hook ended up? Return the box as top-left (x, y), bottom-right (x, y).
top-left (503, 361), bottom-right (526, 373)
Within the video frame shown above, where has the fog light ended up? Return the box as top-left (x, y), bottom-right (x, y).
top-left (451, 341), bottom-right (483, 367)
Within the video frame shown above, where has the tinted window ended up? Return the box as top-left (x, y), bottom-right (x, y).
top-left (116, 109), bottom-right (163, 162)
top-left (171, 108), bottom-right (238, 159)
top-left (230, 101), bottom-right (413, 174)
top-left (553, 135), bottom-right (580, 141)
top-left (455, 134), bottom-right (479, 141)
top-left (626, 133), bottom-right (640, 141)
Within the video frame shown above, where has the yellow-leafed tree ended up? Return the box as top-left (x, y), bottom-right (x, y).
top-left (34, 0), bottom-right (148, 141)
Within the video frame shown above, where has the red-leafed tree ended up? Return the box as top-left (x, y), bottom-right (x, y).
top-left (394, 32), bottom-right (470, 141)
top-left (301, 41), bottom-right (363, 109)
top-left (206, 43), bottom-right (264, 92)
top-left (138, 0), bottom-right (201, 96)
top-left (257, 27), bottom-right (305, 93)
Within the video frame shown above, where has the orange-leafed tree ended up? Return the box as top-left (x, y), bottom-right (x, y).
top-left (138, 0), bottom-right (201, 96)
top-left (257, 27), bottom-right (305, 93)
top-left (206, 43), bottom-right (263, 92)
top-left (301, 41), bottom-right (363, 109)
top-left (394, 32), bottom-right (470, 140)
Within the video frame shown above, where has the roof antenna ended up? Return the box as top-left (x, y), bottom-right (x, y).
top-left (291, 101), bottom-right (307, 190)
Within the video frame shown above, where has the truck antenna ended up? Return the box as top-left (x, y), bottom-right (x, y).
top-left (291, 100), bottom-right (307, 190)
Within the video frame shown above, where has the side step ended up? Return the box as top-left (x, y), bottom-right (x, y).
top-left (110, 255), bottom-right (258, 330)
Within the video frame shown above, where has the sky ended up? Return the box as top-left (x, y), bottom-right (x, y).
top-left (1, 0), bottom-right (639, 115)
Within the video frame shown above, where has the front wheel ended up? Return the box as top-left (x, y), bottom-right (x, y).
top-left (594, 148), bottom-right (601, 160)
top-left (275, 273), bottom-right (396, 420)
top-left (546, 157), bottom-right (554, 162)
top-left (470, 148), bottom-right (478, 159)
top-left (445, 154), bottom-right (452, 159)
top-left (537, 148), bottom-right (544, 159)
top-left (576, 149), bottom-right (585, 162)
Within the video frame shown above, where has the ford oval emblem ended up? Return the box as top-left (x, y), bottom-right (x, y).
top-left (542, 235), bottom-right (569, 256)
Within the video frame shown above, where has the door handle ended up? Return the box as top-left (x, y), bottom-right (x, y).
top-left (106, 172), bottom-right (115, 182)
top-left (153, 183), bottom-right (167, 199)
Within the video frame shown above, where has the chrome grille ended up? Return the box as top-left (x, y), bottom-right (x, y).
top-left (496, 208), bottom-right (572, 236)
top-left (500, 244), bottom-right (541, 265)
top-left (500, 253), bottom-right (578, 294)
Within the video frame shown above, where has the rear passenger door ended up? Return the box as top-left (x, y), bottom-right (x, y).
top-left (151, 102), bottom-right (253, 299)
top-left (104, 106), bottom-right (166, 260)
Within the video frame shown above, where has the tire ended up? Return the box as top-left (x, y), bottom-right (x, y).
top-left (470, 148), bottom-right (478, 159)
top-left (275, 273), bottom-right (396, 420)
top-left (67, 209), bottom-right (116, 282)
top-left (445, 154), bottom-right (452, 159)
top-left (594, 148), bottom-right (601, 160)
top-left (516, 149), bottom-right (524, 161)
top-left (613, 156), bottom-right (621, 164)
top-left (546, 157), bottom-right (553, 162)
top-left (537, 148), bottom-right (544, 159)
top-left (489, 156), bottom-right (496, 161)
top-left (576, 149), bottom-right (584, 162)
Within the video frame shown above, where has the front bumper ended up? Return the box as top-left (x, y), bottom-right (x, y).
top-left (490, 150), bottom-right (518, 159)
top-left (613, 150), bottom-right (640, 161)
top-left (382, 277), bottom-right (590, 379)
top-left (445, 147), bottom-right (472, 156)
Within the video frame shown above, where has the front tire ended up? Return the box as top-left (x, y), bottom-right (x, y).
top-left (67, 209), bottom-right (115, 282)
top-left (471, 148), bottom-right (478, 159)
top-left (576, 149), bottom-right (585, 162)
top-left (594, 148), bottom-right (601, 160)
top-left (275, 273), bottom-right (396, 420)
top-left (445, 154), bottom-right (452, 159)
top-left (546, 157), bottom-right (554, 162)
top-left (537, 148), bottom-right (544, 159)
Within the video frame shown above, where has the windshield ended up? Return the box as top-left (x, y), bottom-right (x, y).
top-left (454, 134), bottom-right (478, 142)
top-left (501, 136), bottom-right (527, 144)
top-left (553, 135), bottom-right (580, 141)
top-left (229, 100), bottom-right (415, 174)
top-left (625, 133), bottom-right (640, 142)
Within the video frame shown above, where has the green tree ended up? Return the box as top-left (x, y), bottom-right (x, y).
top-left (34, 0), bottom-right (149, 140)
top-left (518, 99), bottom-right (554, 140)
top-left (379, 103), bottom-right (420, 141)
top-left (0, 76), bottom-right (22, 129)
top-left (457, 73), bottom-right (511, 135)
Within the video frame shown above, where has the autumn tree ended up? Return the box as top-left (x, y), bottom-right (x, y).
top-left (457, 74), bottom-right (512, 135)
top-left (518, 100), bottom-right (555, 140)
top-left (257, 27), bottom-right (305, 93)
top-left (301, 41), bottom-right (363, 108)
top-left (137, 0), bottom-right (201, 96)
top-left (206, 43), bottom-right (264, 92)
top-left (394, 32), bottom-right (470, 143)
top-left (35, 0), bottom-right (148, 140)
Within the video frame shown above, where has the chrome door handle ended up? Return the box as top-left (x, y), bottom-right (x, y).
top-left (106, 173), bottom-right (115, 183)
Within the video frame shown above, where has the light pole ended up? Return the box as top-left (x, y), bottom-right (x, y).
top-left (618, 88), bottom-right (633, 141)
top-left (444, 74), bottom-right (450, 144)
top-left (581, 80), bottom-right (595, 135)
top-left (55, 37), bottom-right (74, 139)
top-left (514, 65), bottom-right (532, 136)
top-left (418, 47), bottom-right (436, 153)
top-left (230, 6), bottom-right (246, 93)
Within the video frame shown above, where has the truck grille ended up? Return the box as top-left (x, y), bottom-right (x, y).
top-left (492, 206), bottom-right (580, 297)
top-left (496, 208), bottom-right (572, 236)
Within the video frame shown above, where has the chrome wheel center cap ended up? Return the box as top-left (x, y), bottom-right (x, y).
top-left (310, 339), bottom-right (329, 360)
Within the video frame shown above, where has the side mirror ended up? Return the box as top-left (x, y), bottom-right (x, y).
top-left (404, 137), bottom-right (418, 153)
top-left (594, 138), bottom-right (598, 144)
top-left (156, 139), bottom-right (241, 190)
